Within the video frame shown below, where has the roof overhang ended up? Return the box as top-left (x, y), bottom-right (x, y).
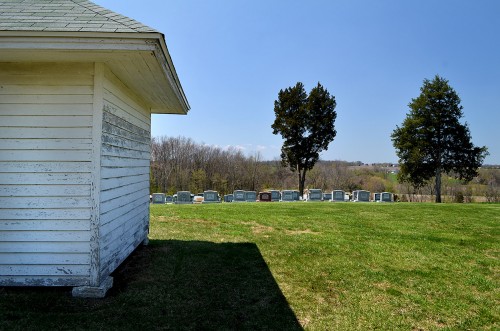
top-left (0, 31), bottom-right (190, 114)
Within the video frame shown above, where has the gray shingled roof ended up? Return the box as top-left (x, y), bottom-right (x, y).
top-left (0, 0), bottom-right (158, 33)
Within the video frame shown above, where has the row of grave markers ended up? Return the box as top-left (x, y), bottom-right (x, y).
top-left (151, 189), bottom-right (394, 204)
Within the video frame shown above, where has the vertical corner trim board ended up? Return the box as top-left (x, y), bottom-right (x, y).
top-left (89, 62), bottom-right (105, 287)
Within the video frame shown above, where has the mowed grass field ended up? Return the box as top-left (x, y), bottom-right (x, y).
top-left (1, 203), bottom-right (499, 330)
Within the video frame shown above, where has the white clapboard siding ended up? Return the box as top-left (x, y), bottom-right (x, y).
top-left (98, 71), bottom-right (150, 280)
top-left (0, 242), bottom-right (90, 253)
top-left (0, 197), bottom-right (92, 209)
top-left (101, 144), bottom-right (150, 160)
top-left (0, 139), bottom-right (93, 150)
top-left (0, 74), bottom-right (94, 87)
top-left (100, 212), bottom-right (147, 250)
top-left (104, 82), bottom-right (150, 130)
top-left (100, 187), bottom-right (149, 215)
top-left (100, 181), bottom-right (149, 204)
top-left (100, 166), bottom-right (149, 179)
top-left (1, 173), bottom-right (92, 185)
top-left (0, 185), bottom-right (90, 197)
top-left (0, 85), bottom-right (93, 95)
top-left (0, 230), bottom-right (90, 242)
top-left (0, 209), bottom-right (91, 220)
top-left (0, 95), bottom-right (93, 104)
top-left (0, 150), bottom-right (92, 162)
top-left (100, 212), bottom-right (148, 278)
top-left (0, 276), bottom-right (89, 287)
top-left (0, 62), bottom-right (93, 286)
top-left (100, 203), bottom-right (148, 236)
top-left (0, 265), bottom-right (90, 277)
top-left (0, 253), bottom-right (90, 265)
top-left (100, 174), bottom-right (149, 191)
top-left (101, 155), bottom-right (150, 168)
top-left (0, 162), bottom-right (92, 173)
top-left (0, 127), bottom-right (92, 139)
top-left (99, 193), bottom-right (149, 227)
top-left (101, 133), bottom-right (150, 152)
top-left (0, 115), bottom-right (93, 127)
top-left (0, 220), bottom-right (90, 231)
top-left (0, 103), bottom-right (93, 116)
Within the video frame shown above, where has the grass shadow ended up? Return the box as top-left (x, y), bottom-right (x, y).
top-left (0, 240), bottom-right (302, 330)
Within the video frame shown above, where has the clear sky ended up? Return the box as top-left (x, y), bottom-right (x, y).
top-left (95, 0), bottom-right (500, 164)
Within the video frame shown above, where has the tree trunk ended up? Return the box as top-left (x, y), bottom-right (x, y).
top-left (297, 165), bottom-right (303, 197)
top-left (435, 167), bottom-right (442, 203)
top-left (298, 167), bottom-right (307, 198)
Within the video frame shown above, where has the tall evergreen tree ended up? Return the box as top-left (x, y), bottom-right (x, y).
top-left (272, 82), bottom-right (337, 196)
top-left (391, 75), bottom-right (488, 202)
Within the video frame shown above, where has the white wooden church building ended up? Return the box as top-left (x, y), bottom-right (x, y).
top-left (0, 0), bottom-right (189, 297)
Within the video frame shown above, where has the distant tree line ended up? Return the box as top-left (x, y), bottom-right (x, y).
top-left (150, 136), bottom-right (499, 202)
top-left (150, 136), bottom-right (262, 196)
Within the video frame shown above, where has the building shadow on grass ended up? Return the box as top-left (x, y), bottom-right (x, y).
top-left (0, 240), bottom-right (302, 330)
top-left (109, 240), bottom-right (303, 330)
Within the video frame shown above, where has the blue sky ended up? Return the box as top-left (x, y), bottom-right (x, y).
top-left (95, 0), bottom-right (500, 164)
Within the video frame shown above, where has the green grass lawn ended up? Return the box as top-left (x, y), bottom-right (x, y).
top-left (1, 203), bottom-right (499, 330)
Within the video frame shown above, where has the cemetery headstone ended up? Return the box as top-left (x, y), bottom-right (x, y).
top-left (269, 190), bottom-right (281, 202)
top-left (332, 190), bottom-right (345, 202)
top-left (307, 189), bottom-right (323, 201)
top-left (203, 190), bottom-right (220, 203)
top-left (224, 194), bottom-right (233, 203)
top-left (281, 190), bottom-right (294, 202)
top-left (352, 190), bottom-right (370, 202)
top-left (259, 191), bottom-right (272, 202)
top-left (152, 193), bottom-right (166, 204)
top-left (373, 193), bottom-right (381, 202)
top-left (233, 190), bottom-right (246, 202)
top-left (175, 191), bottom-right (193, 204)
top-left (381, 192), bottom-right (394, 202)
top-left (245, 191), bottom-right (257, 202)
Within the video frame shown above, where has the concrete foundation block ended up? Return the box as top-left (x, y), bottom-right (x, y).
top-left (72, 276), bottom-right (113, 298)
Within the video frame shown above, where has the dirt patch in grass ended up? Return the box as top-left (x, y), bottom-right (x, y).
top-left (252, 225), bottom-right (275, 234)
top-left (373, 281), bottom-right (392, 290)
top-left (156, 215), bottom-right (179, 222)
top-left (285, 229), bottom-right (320, 235)
top-left (157, 216), bottom-right (216, 226)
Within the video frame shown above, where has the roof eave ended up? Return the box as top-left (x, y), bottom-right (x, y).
top-left (0, 31), bottom-right (190, 115)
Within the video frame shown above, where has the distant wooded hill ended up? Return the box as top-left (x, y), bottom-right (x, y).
top-left (150, 136), bottom-right (499, 202)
